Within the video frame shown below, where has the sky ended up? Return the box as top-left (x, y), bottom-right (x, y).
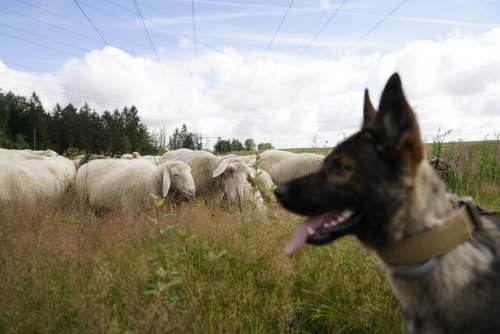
top-left (0, 0), bottom-right (499, 149)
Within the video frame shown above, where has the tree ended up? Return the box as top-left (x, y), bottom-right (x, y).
top-left (61, 103), bottom-right (79, 151)
top-left (258, 142), bottom-right (274, 151)
top-left (168, 124), bottom-right (202, 150)
top-left (213, 138), bottom-right (231, 153)
top-left (244, 138), bottom-right (256, 151)
top-left (1, 90), bottom-right (29, 148)
top-left (230, 138), bottom-right (244, 151)
top-left (27, 92), bottom-right (50, 150)
top-left (150, 126), bottom-right (168, 154)
top-left (1, 90), bottom-right (166, 155)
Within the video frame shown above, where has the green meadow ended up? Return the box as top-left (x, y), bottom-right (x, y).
top-left (0, 139), bottom-right (498, 333)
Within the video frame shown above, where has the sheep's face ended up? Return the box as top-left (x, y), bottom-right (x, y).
top-left (221, 162), bottom-right (251, 204)
top-left (170, 165), bottom-right (196, 199)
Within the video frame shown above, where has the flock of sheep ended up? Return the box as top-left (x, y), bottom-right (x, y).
top-left (0, 148), bottom-right (325, 214)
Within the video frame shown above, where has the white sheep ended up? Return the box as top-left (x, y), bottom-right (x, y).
top-left (241, 154), bottom-right (257, 165)
top-left (248, 167), bottom-right (274, 190)
top-left (72, 155), bottom-right (87, 172)
top-left (139, 155), bottom-right (163, 163)
top-left (161, 149), bottom-right (253, 205)
top-left (257, 149), bottom-right (296, 174)
top-left (23, 149), bottom-right (59, 157)
top-left (0, 155), bottom-right (76, 207)
top-left (120, 153), bottom-right (134, 159)
top-left (270, 153), bottom-right (325, 184)
top-left (76, 159), bottom-right (195, 213)
top-left (161, 148), bottom-right (193, 161)
top-left (88, 154), bottom-right (109, 160)
top-left (0, 148), bottom-right (45, 160)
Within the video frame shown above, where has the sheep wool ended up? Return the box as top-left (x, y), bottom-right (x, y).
top-left (0, 155), bottom-right (76, 207)
top-left (161, 149), bottom-right (253, 205)
top-left (76, 159), bottom-right (195, 213)
top-left (271, 153), bottom-right (325, 184)
top-left (257, 149), bottom-right (295, 174)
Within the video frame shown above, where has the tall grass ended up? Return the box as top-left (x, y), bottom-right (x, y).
top-left (0, 197), bottom-right (400, 333)
top-left (429, 132), bottom-right (499, 210)
top-left (1, 138), bottom-right (497, 333)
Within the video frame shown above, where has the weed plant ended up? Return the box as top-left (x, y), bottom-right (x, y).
top-left (430, 131), bottom-right (499, 210)
top-left (1, 137), bottom-right (496, 333)
top-left (0, 197), bottom-right (399, 333)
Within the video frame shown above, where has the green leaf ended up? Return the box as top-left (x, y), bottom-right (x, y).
top-left (166, 276), bottom-right (182, 288)
top-left (218, 249), bottom-right (227, 258)
top-left (154, 196), bottom-right (165, 207)
top-left (159, 224), bottom-right (175, 235)
top-left (157, 282), bottom-right (168, 292)
top-left (145, 289), bottom-right (159, 297)
top-left (156, 267), bottom-right (167, 278)
top-left (207, 251), bottom-right (217, 261)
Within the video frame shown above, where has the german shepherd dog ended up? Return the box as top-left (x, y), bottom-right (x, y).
top-left (274, 73), bottom-right (500, 334)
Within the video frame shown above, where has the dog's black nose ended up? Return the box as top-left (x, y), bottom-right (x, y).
top-left (274, 184), bottom-right (288, 201)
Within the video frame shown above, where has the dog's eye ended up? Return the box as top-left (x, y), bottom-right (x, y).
top-left (331, 159), bottom-right (351, 176)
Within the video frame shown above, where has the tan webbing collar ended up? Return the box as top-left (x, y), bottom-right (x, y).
top-left (376, 202), bottom-right (483, 267)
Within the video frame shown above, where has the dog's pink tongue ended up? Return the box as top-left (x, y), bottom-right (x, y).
top-left (284, 212), bottom-right (335, 257)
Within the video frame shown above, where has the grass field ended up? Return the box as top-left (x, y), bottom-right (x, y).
top-left (0, 139), bottom-right (498, 333)
top-left (0, 200), bottom-right (400, 333)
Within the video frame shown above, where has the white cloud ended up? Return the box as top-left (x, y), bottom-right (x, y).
top-left (1, 28), bottom-right (499, 149)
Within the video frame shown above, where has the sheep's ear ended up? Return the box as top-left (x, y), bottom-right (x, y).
top-left (213, 159), bottom-right (229, 177)
top-left (162, 168), bottom-right (171, 197)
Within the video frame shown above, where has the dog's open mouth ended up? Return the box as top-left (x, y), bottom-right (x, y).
top-left (284, 209), bottom-right (361, 256)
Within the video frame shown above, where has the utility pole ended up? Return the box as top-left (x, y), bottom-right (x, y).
top-left (33, 117), bottom-right (36, 150)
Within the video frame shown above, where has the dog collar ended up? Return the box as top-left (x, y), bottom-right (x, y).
top-left (380, 257), bottom-right (439, 280)
top-left (375, 200), bottom-right (483, 267)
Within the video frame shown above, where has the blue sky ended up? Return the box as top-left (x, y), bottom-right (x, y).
top-left (0, 0), bottom-right (499, 148)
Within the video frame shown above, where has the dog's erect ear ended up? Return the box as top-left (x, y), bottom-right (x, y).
top-left (362, 89), bottom-right (376, 128)
top-left (371, 73), bottom-right (424, 168)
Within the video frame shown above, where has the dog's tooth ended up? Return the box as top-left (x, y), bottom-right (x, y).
top-left (337, 215), bottom-right (346, 223)
top-left (329, 220), bottom-right (338, 226)
top-left (342, 209), bottom-right (353, 218)
top-left (307, 227), bottom-right (315, 236)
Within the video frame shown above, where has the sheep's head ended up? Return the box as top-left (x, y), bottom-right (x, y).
top-left (213, 157), bottom-right (252, 204)
top-left (162, 161), bottom-right (196, 199)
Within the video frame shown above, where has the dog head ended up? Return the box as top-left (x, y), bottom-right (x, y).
top-left (275, 73), bottom-right (426, 256)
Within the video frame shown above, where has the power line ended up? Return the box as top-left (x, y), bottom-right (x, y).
top-left (347, 0), bottom-right (409, 51)
top-left (131, 0), bottom-right (182, 114)
top-left (132, 0), bottom-right (161, 64)
top-left (75, 0), bottom-right (159, 50)
top-left (73, 0), bottom-right (109, 45)
top-left (0, 31), bottom-right (81, 58)
top-left (244, 0), bottom-right (347, 116)
top-left (266, 0), bottom-right (295, 53)
top-left (4, 0), bottom-right (154, 61)
top-left (232, 0), bottom-right (295, 113)
top-left (191, 0), bottom-right (198, 61)
top-left (289, 0), bottom-right (410, 100)
top-left (0, 22), bottom-right (89, 53)
top-left (297, 0), bottom-right (347, 58)
top-left (0, 6), bottom-right (104, 45)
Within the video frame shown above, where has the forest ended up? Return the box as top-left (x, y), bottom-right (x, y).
top-left (0, 89), bottom-right (163, 156)
top-left (0, 89), bottom-right (275, 156)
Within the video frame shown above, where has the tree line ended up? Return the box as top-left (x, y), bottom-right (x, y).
top-left (0, 90), bottom-right (160, 156)
top-left (0, 89), bottom-right (274, 156)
